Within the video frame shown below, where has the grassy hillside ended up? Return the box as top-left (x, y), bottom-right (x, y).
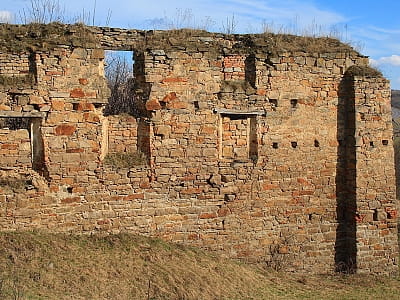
top-left (0, 232), bottom-right (399, 299)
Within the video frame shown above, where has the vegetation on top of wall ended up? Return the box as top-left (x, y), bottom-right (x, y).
top-left (103, 151), bottom-right (147, 168)
top-left (0, 22), bottom-right (98, 52)
top-left (345, 65), bottom-right (383, 77)
top-left (220, 80), bottom-right (256, 94)
top-left (0, 22), bottom-right (360, 56)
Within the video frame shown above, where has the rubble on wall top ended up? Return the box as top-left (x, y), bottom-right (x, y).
top-left (0, 22), bottom-right (361, 57)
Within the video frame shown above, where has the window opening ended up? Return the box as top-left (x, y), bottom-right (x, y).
top-left (104, 50), bottom-right (136, 116)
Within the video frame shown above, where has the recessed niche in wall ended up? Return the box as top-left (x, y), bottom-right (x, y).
top-left (0, 116), bottom-right (45, 174)
top-left (269, 99), bottom-right (278, 111)
top-left (382, 140), bottom-right (389, 146)
top-left (373, 209), bottom-right (378, 221)
top-left (272, 142), bottom-right (279, 149)
top-left (291, 141), bottom-right (298, 148)
top-left (314, 140), bottom-right (320, 147)
top-left (245, 54), bottom-right (256, 88)
top-left (214, 108), bottom-right (265, 161)
top-left (290, 99), bottom-right (298, 109)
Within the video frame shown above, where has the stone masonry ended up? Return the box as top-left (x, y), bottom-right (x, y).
top-left (0, 23), bottom-right (398, 275)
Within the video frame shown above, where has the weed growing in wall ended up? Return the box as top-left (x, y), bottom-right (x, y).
top-left (103, 151), bottom-right (147, 168)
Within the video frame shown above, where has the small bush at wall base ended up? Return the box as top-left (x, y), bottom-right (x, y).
top-left (103, 151), bottom-right (147, 168)
top-left (0, 178), bottom-right (28, 191)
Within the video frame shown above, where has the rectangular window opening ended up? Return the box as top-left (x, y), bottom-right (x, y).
top-left (104, 50), bottom-right (137, 116)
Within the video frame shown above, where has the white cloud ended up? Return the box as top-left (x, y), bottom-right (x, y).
top-left (0, 10), bottom-right (13, 23)
top-left (370, 55), bottom-right (400, 67)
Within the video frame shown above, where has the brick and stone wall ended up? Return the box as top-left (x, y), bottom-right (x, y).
top-left (0, 23), bottom-right (397, 275)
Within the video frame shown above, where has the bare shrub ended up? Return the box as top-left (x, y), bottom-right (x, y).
top-left (104, 51), bottom-right (138, 116)
top-left (19, 0), bottom-right (65, 24)
top-left (221, 14), bottom-right (237, 34)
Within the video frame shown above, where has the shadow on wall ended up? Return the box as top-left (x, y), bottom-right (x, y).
top-left (394, 117), bottom-right (400, 249)
top-left (335, 72), bottom-right (357, 273)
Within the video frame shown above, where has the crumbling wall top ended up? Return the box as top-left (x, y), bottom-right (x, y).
top-left (0, 23), bottom-right (362, 57)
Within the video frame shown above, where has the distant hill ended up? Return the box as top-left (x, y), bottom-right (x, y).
top-left (392, 90), bottom-right (400, 119)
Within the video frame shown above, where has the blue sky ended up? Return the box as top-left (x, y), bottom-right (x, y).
top-left (1, 0), bottom-right (400, 89)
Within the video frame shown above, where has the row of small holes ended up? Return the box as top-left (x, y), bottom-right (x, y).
top-left (272, 140), bottom-right (319, 149)
top-left (269, 99), bottom-right (298, 108)
top-left (371, 140), bottom-right (389, 147)
top-left (273, 140), bottom-right (390, 149)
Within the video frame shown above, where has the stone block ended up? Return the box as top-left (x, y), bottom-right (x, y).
top-left (55, 124), bottom-right (76, 136)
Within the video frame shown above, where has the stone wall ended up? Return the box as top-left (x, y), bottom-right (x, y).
top-left (0, 23), bottom-right (397, 275)
top-left (0, 52), bottom-right (30, 77)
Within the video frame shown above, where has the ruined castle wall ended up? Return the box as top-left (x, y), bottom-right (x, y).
top-left (0, 25), bottom-right (397, 275)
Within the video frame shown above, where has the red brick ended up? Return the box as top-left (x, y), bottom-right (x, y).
top-left (55, 124), bottom-right (76, 136)
top-left (1, 144), bottom-right (18, 150)
top-left (162, 92), bottom-right (177, 103)
top-left (218, 207), bottom-right (230, 217)
top-left (201, 125), bottom-right (215, 134)
top-left (70, 88), bottom-right (85, 98)
top-left (262, 183), bottom-right (279, 191)
top-left (61, 197), bottom-right (80, 204)
top-left (199, 212), bottom-right (217, 219)
top-left (79, 78), bottom-right (89, 85)
top-left (83, 112), bottom-right (100, 123)
top-left (180, 187), bottom-right (202, 195)
top-left (125, 193), bottom-right (145, 200)
top-left (145, 99), bottom-right (162, 110)
top-left (166, 101), bottom-right (187, 109)
top-left (76, 102), bottom-right (95, 111)
top-left (161, 77), bottom-right (188, 83)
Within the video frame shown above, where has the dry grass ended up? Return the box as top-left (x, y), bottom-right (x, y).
top-left (0, 22), bottom-right (359, 56)
top-left (103, 151), bottom-right (147, 168)
top-left (346, 65), bottom-right (383, 77)
top-left (0, 22), bottom-right (98, 52)
top-left (0, 178), bottom-right (28, 192)
top-left (0, 232), bottom-right (399, 300)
